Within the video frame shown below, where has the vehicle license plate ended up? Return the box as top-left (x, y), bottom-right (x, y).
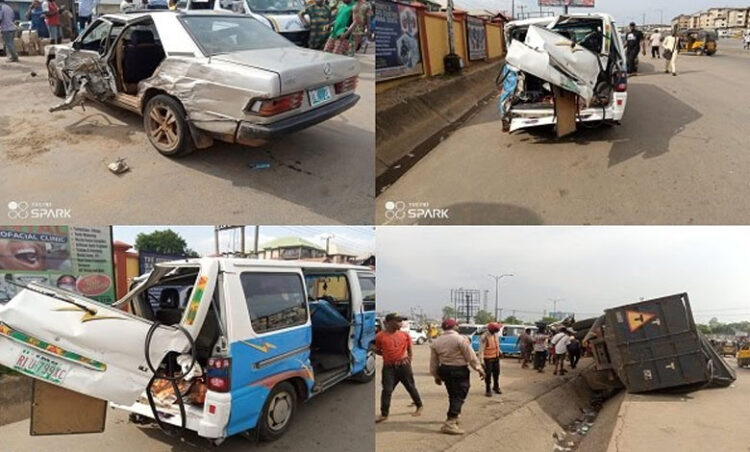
top-left (14, 348), bottom-right (71, 384)
top-left (309, 85), bottom-right (333, 106)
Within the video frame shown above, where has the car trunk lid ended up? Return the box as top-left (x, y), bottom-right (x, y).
top-left (211, 47), bottom-right (358, 93)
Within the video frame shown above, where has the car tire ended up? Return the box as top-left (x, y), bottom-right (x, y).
top-left (351, 345), bottom-right (376, 383)
top-left (48, 59), bottom-right (65, 98)
top-left (143, 94), bottom-right (196, 157)
top-left (258, 382), bottom-right (297, 441)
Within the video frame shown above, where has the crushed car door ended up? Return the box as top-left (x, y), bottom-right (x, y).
top-left (50, 18), bottom-right (118, 112)
top-left (506, 24), bottom-right (601, 104)
top-left (0, 261), bottom-right (219, 406)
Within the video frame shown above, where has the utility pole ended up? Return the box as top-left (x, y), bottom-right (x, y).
top-left (464, 294), bottom-right (471, 324)
top-left (483, 289), bottom-right (489, 311)
top-left (214, 227), bottom-right (220, 256)
top-left (511, 0), bottom-right (515, 20)
top-left (488, 273), bottom-right (514, 321)
top-left (322, 234), bottom-right (334, 255)
top-left (518, 4), bottom-right (526, 20)
top-left (548, 298), bottom-right (564, 319)
top-left (254, 226), bottom-right (259, 257)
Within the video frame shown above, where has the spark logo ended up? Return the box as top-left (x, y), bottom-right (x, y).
top-left (7, 201), bottom-right (71, 220)
top-left (384, 200), bottom-right (449, 222)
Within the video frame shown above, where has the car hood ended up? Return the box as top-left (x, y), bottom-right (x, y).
top-left (211, 47), bottom-right (359, 93)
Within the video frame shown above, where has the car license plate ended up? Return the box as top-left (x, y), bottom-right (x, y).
top-left (13, 348), bottom-right (71, 384)
top-left (309, 86), bottom-right (333, 107)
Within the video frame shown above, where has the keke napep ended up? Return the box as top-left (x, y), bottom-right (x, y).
top-left (0, 258), bottom-right (376, 443)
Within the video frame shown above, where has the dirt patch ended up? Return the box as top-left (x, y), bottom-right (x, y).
top-left (0, 375), bottom-right (32, 426)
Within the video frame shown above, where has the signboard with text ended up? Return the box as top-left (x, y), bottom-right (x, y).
top-left (0, 226), bottom-right (115, 304)
top-left (466, 17), bottom-right (487, 60)
top-left (138, 251), bottom-right (186, 275)
top-left (375, 0), bottom-right (423, 81)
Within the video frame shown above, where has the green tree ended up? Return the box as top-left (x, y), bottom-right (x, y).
top-left (442, 305), bottom-right (457, 319)
top-left (134, 229), bottom-right (199, 257)
top-left (538, 316), bottom-right (558, 324)
top-left (696, 324), bottom-right (711, 335)
top-left (474, 310), bottom-right (495, 324)
top-left (502, 315), bottom-right (521, 325)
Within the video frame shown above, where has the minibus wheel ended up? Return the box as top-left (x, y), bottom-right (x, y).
top-left (258, 382), bottom-right (297, 441)
top-left (352, 345), bottom-right (376, 383)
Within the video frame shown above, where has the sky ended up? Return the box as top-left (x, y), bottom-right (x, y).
top-left (452, 0), bottom-right (750, 25)
top-left (112, 225), bottom-right (375, 257)
top-left (376, 226), bottom-right (750, 324)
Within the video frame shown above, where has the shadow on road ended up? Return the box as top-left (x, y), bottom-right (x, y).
top-left (417, 202), bottom-right (544, 225)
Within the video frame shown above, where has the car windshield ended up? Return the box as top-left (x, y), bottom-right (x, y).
top-left (247, 0), bottom-right (304, 13)
top-left (181, 15), bottom-right (293, 55)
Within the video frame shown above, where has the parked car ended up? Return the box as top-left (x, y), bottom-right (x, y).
top-left (500, 13), bottom-right (628, 134)
top-left (0, 258), bottom-right (375, 443)
top-left (185, 0), bottom-right (310, 47)
top-left (46, 11), bottom-right (360, 157)
top-left (499, 324), bottom-right (538, 356)
top-left (458, 323), bottom-right (486, 352)
top-left (405, 327), bottom-right (427, 345)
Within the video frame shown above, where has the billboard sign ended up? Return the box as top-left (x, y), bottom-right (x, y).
top-left (375, 0), bottom-right (423, 81)
top-left (466, 17), bottom-right (487, 60)
top-left (538, 0), bottom-right (595, 7)
top-left (0, 226), bottom-right (116, 305)
top-left (138, 251), bottom-right (186, 275)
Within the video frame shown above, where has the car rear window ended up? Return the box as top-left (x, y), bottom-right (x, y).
top-left (181, 16), bottom-right (293, 56)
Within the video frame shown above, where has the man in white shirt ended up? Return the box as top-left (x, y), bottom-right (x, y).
top-left (649, 30), bottom-right (662, 59)
top-left (77, 0), bottom-right (98, 33)
top-left (551, 328), bottom-right (571, 376)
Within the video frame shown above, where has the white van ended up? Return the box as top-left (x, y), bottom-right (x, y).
top-left (184, 0), bottom-right (310, 46)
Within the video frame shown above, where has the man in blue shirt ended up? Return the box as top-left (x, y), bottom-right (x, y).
top-left (77, 0), bottom-right (98, 32)
top-left (0, 0), bottom-right (18, 62)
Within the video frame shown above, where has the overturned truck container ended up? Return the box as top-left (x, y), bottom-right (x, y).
top-left (585, 293), bottom-right (736, 393)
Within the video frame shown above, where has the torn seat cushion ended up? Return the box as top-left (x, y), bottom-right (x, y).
top-left (122, 29), bottom-right (165, 85)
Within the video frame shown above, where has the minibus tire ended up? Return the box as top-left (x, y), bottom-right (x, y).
top-left (258, 382), bottom-right (297, 441)
top-left (351, 346), bottom-right (376, 383)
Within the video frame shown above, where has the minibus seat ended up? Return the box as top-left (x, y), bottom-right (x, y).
top-left (156, 288), bottom-right (183, 325)
top-left (309, 300), bottom-right (350, 370)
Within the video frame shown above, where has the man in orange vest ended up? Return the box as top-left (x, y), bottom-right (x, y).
top-left (478, 322), bottom-right (503, 397)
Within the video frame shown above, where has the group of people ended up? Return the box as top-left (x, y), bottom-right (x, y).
top-left (298, 0), bottom-right (372, 56)
top-left (624, 22), bottom-right (680, 77)
top-left (375, 315), bottom-right (587, 436)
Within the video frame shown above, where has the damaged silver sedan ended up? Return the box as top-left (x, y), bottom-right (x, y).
top-left (46, 11), bottom-right (360, 156)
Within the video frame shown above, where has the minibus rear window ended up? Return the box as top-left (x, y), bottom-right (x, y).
top-left (241, 272), bottom-right (307, 334)
top-left (358, 275), bottom-right (375, 312)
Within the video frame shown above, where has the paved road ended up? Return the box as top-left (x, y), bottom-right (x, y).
top-left (375, 343), bottom-right (591, 452)
top-left (0, 378), bottom-right (373, 452)
top-left (377, 39), bottom-right (750, 225)
top-left (608, 356), bottom-right (750, 452)
top-left (0, 55), bottom-right (374, 225)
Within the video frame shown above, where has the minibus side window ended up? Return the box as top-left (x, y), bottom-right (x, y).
top-left (358, 276), bottom-right (375, 312)
top-left (241, 272), bottom-right (307, 334)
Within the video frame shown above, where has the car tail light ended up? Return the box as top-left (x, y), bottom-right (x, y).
top-left (248, 92), bottom-right (303, 116)
top-left (614, 71), bottom-right (627, 92)
top-left (206, 357), bottom-right (231, 392)
top-left (334, 76), bottom-right (358, 94)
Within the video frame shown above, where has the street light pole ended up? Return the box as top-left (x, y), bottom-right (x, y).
top-left (548, 298), bottom-right (565, 319)
top-left (488, 273), bottom-right (514, 321)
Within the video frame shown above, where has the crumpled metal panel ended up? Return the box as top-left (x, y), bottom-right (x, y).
top-left (49, 50), bottom-right (116, 112)
top-left (506, 25), bottom-right (601, 104)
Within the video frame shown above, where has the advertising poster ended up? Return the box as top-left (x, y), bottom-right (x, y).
top-left (538, 0), bottom-right (595, 6)
top-left (375, 0), bottom-right (423, 81)
top-left (138, 251), bottom-right (186, 275)
top-left (0, 226), bottom-right (115, 305)
top-left (467, 17), bottom-right (487, 61)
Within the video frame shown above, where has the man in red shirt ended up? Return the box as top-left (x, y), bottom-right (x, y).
top-left (375, 313), bottom-right (423, 423)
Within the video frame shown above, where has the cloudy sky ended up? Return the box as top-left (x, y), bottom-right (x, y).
top-left (112, 225), bottom-right (375, 257)
top-left (454, 0), bottom-right (750, 25)
top-left (377, 226), bottom-right (750, 324)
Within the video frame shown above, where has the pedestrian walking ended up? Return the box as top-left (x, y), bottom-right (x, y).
top-left (624, 22), bottom-right (645, 74)
top-left (350, 0), bottom-right (372, 54)
top-left (743, 29), bottom-right (750, 50)
top-left (375, 313), bottom-right (423, 423)
top-left (662, 30), bottom-right (679, 77)
top-left (25, 0), bottom-right (49, 38)
top-left (649, 29), bottom-right (662, 58)
top-left (76, 0), bottom-right (98, 33)
top-left (516, 327), bottom-right (533, 369)
top-left (298, 0), bottom-right (331, 50)
top-left (0, 0), bottom-right (18, 62)
top-left (323, 0), bottom-right (353, 55)
top-left (478, 322), bottom-right (502, 397)
top-left (42, 0), bottom-right (62, 44)
top-left (551, 328), bottom-right (571, 376)
top-left (532, 326), bottom-right (550, 373)
top-left (430, 318), bottom-right (485, 435)
top-left (567, 335), bottom-right (582, 369)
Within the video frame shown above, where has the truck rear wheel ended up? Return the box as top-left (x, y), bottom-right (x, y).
top-left (258, 382), bottom-right (297, 441)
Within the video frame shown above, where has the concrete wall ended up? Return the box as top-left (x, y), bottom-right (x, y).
top-left (486, 22), bottom-right (504, 60)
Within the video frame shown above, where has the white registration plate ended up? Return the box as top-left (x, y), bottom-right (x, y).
top-left (14, 348), bottom-right (71, 384)
top-left (308, 85), bottom-right (333, 107)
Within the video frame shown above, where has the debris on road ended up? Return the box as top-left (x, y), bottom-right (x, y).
top-left (108, 158), bottom-right (130, 175)
top-left (248, 162), bottom-right (271, 170)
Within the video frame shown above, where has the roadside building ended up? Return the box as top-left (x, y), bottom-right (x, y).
top-left (325, 242), bottom-right (360, 264)
top-left (258, 236), bottom-right (328, 261)
top-left (727, 7), bottom-right (749, 31)
top-left (672, 14), bottom-right (691, 30)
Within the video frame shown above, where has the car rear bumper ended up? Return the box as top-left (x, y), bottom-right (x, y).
top-left (509, 92), bottom-right (627, 132)
top-left (235, 94), bottom-right (359, 145)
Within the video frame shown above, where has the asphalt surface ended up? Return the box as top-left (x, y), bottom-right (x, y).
top-left (0, 378), bottom-right (373, 452)
top-left (608, 356), bottom-right (750, 452)
top-left (376, 39), bottom-right (750, 225)
top-left (0, 53), bottom-right (374, 225)
top-left (375, 343), bottom-right (592, 452)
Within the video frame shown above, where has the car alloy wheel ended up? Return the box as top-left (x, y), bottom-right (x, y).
top-left (146, 101), bottom-right (180, 153)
